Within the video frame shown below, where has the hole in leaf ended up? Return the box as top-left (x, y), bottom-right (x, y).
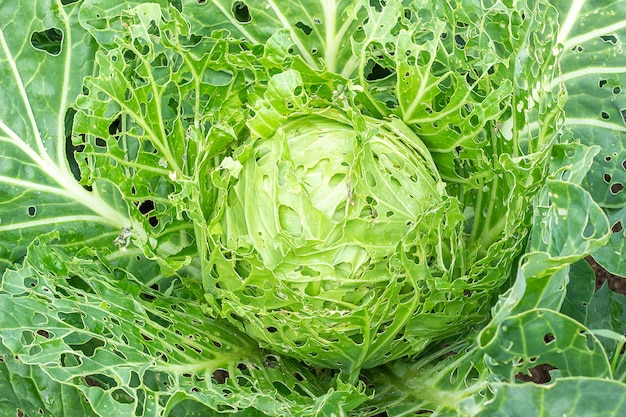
top-left (112, 388), bottom-right (134, 404)
top-left (138, 200), bottom-right (154, 214)
top-left (612, 221), bottom-right (623, 233)
top-left (278, 205), bottom-right (302, 237)
top-left (369, 0), bottom-right (385, 12)
top-left (599, 79), bottom-right (608, 88)
top-left (348, 332), bottom-right (364, 345)
top-left (516, 363), bottom-right (557, 384)
top-left (365, 61), bottom-right (394, 81)
top-left (329, 173), bottom-right (346, 187)
top-left (30, 28), bottom-right (63, 55)
top-left (583, 221), bottom-right (596, 239)
top-left (614, 86), bottom-right (622, 95)
top-left (83, 376), bottom-right (102, 387)
top-left (295, 21), bottom-right (313, 36)
top-left (140, 292), bottom-right (156, 301)
top-left (273, 380), bottom-right (292, 396)
top-left (604, 173), bottom-right (612, 183)
top-left (27, 206), bottom-right (36, 217)
top-left (146, 310), bottom-right (173, 328)
top-left (37, 330), bottom-right (50, 339)
top-left (232, 1), bottom-right (251, 23)
top-left (611, 183), bottom-right (624, 194)
top-left (454, 34), bottom-right (466, 49)
top-left (149, 217), bottom-right (159, 228)
top-left (66, 276), bottom-right (95, 294)
top-left (70, 338), bottom-right (105, 357)
top-left (620, 109), bottom-right (626, 124)
top-left (543, 333), bottom-right (555, 344)
top-left (108, 116), bottom-right (122, 135)
top-left (264, 355), bottom-right (279, 368)
top-left (600, 34), bottom-right (618, 44)
top-left (212, 369), bottom-right (229, 384)
top-left (601, 111), bottom-right (610, 120)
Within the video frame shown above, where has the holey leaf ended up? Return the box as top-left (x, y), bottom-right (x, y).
top-left (474, 378), bottom-right (626, 417)
top-left (552, 0), bottom-right (626, 276)
top-left (0, 0), bottom-right (133, 271)
top-left (0, 238), bottom-right (369, 417)
top-left (73, 4), bottom-right (252, 273)
top-left (182, 0), bottom-right (369, 78)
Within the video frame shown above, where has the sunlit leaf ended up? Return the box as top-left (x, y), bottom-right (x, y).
top-left (0, 0), bottom-right (132, 271)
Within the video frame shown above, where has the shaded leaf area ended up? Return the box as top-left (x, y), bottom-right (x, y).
top-left (0, 236), bottom-right (369, 417)
top-left (586, 282), bottom-right (626, 381)
top-left (359, 338), bottom-right (489, 417)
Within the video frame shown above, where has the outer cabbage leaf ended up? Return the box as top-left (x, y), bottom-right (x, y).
top-left (552, 0), bottom-right (626, 277)
top-left (363, 142), bottom-right (612, 415)
top-left (0, 0), bottom-right (133, 271)
top-left (0, 340), bottom-right (98, 417)
top-left (0, 236), bottom-right (370, 417)
top-left (73, 3), bottom-right (255, 276)
top-left (474, 378), bottom-right (626, 417)
top-left (482, 309), bottom-right (612, 380)
top-left (182, 0), bottom-right (368, 77)
top-left (390, 0), bottom-right (564, 309)
top-left (482, 141), bottom-right (610, 334)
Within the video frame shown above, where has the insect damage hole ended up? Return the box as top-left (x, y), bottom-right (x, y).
top-left (27, 206), bottom-right (37, 217)
top-left (611, 182), bottom-right (624, 194)
top-left (232, 1), bottom-right (251, 23)
top-left (543, 333), bottom-right (555, 344)
top-left (295, 21), bottom-right (313, 36)
top-left (30, 28), bottom-right (63, 56)
top-left (600, 34), bottom-right (618, 45)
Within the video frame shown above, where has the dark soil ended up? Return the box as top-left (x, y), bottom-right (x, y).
top-left (590, 256), bottom-right (626, 294)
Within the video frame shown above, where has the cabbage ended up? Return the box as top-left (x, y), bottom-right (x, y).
top-left (1, 0), bottom-right (624, 415)
top-left (207, 98), bottom-right (478, 376)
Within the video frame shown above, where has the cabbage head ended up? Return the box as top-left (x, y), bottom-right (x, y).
top-left (206, 82), bottom-right (485, 378)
